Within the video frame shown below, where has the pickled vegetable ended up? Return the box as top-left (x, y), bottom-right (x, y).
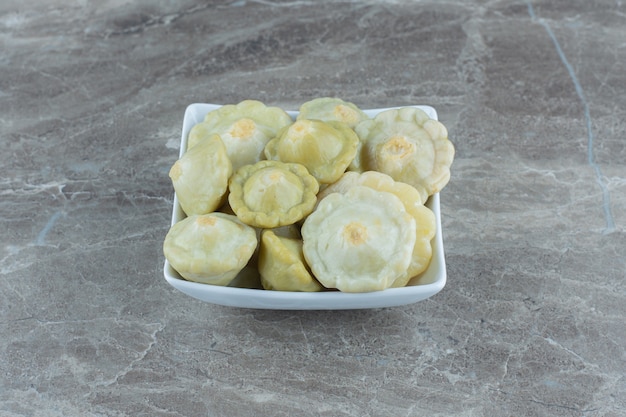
top-left (264, 119), bottom-right (359, 184)
top-left (228, 160), bottom-right (319, 228)
top-left (301, 186), bottom-right (416, 292)
top-left (169, 133), bottom-right (232, 216)
top-left (355, 107), bottom-right (454, 195)
top-left (163, 213), bottom-right (257, 285)
top-left (297, 97), bottom-right (368, 128)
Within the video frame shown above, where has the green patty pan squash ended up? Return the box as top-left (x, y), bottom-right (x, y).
top-left (163, 213), bottom-right (257, 285)
top-left (229, 160), bottom-right (319, 228)
top-left (169, 133), bottom-right (232, 216)
top-left (317, 171), bottom-right (435, 286)
top-left (188, 100), bottom-right (293, 171)
top-left (302, 186), bottom-right (416, 293)
top-left (297, 97), bottom-right (368, 128)
top-left (264, 119), bottom-right (359, 184)
top-left (355, 107), bottom-right (454, 196)
top-left (258, 230), bottom-right (323, 292)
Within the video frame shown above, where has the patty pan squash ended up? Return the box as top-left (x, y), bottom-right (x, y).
top-left (355, 107), bottom-right (454, 196)
top-left (187, 100), bottom-right (293, 171)
top-left (317, 171), bottom-right (436, 286)
top-left (258, 230), bottom-right (323, 292)
top-left (228, 160), bottom-right (319, 228)
top-left (264, 119), bottom-right (359, 184)
top-left (301, 186), bottom-right (416, 293)
top-left (297, 97), bottom-right (368, 128)
top-left (169, 133), bottom-right (232, 216)
top-left (163, 213), bottom-right (257, 285)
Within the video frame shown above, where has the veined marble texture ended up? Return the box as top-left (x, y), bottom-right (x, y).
top-left (1, 0), bottom-right (625, 416)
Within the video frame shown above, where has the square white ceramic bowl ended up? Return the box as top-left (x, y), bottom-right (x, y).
top-left (163, 103), bottom-right (447, 309)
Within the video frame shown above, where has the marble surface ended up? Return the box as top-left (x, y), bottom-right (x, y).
top-left (1, 0), bottom-right (625, 416)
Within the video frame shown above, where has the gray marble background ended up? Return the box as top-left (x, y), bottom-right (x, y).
top-left (1, 1), bottom-right (625, 416)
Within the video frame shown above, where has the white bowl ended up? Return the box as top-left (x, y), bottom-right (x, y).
top-left (163, 103), bottom-right (447, 310)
